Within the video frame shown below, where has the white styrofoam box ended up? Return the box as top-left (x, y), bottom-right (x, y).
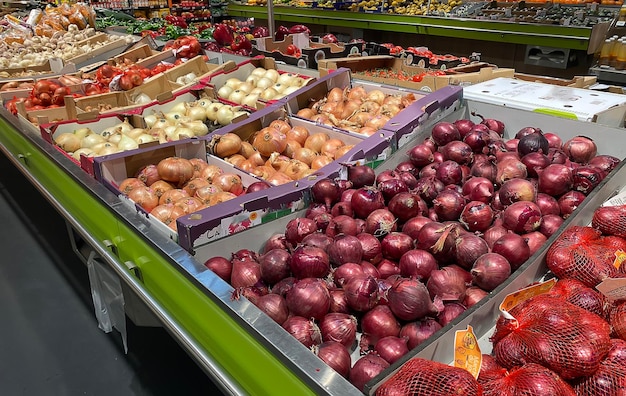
top-left (462, 77), bottom-right (626, 127)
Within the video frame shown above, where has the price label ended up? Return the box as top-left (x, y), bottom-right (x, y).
top-left (614, 250), bottom-right (626, 269)
top-left (499, 278), bottom-right (557, 315)
top-left (454, 325), bottom-right (482, 379)
top-left (596, 277), bottom-right (626, 301)
top-left (505, 7), bottom-right (512, 17)
top-left (563, 17), bottom-right (571, 26)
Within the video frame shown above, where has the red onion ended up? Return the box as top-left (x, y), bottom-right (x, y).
top-left (232, 249), bottom-right (258, 262)
top-left (521, 152), bottom-right (550, 178)
top-left (285, 217), bottom-right (318, 247)
top-left (356, 233), bottom-right (382, 264)
top-left (231, 259), bottom-right (262, 288)
top-left (427, 267), bottom-right (467, 301)
top-left (330, 201), bottom-right (353, 218)
top-left (498, 178), bottom-right (536, 205)
top-left (544, 132), bottom-right (562, 149)
top-left (254, 293), bottom-right (289, 325)
top-left (351, 187), bottom-right (385, 219)
top-left (286, 278), bottom-right (330, 320)
top-left (259, 249), bottom-right (291, 285)
top-left (414, 176), bottom-right (445, 204)
top-left (311, 178), bottom-right (340, 208)
top-left (326, 215), bottom-right (358, 237)
top-left (313, 212), bottom-right (333, 233)
top-left (290, 246), bottom-right (330, 279)
top-left (463, 129), bottom-right (492, 154)
top-left (516, 127), bottom-right (544, 139)
top-left (588, 154), bottom-right (620, 174)
top-left (547, 148), bottom-right (568, 164)
top-left (460, 201), bottom-right (494, 232)
top-left (336, 180), bottom-right (353, 195)
top-left (455, 233), bottom-right (490, 270)
top-left (263, 233), bottom-right (288, 253)
top-left (538, 164), bottom-right (573, 196)
top-left (572, 165), bottom-right (605, 195)
top-left (360, 261), bottom-right (380, 279)
top-left (235, 286), bottom-right (267, 304)
top-left (365, 208), bottom-right (398, 237)
top-left (502, 201), bottom-right (542, 234)
top-left (431, 121), bottom-right (461, 146)
top-left (463, 286), bottom-right (488, 307)
top-left (563, 136), bottom-right (597, 164)
top-left (355, 218), bottom-right (366, 234)
top-left (483, 224), bottom-right (509, 249)
top-left (401, 216), bottom-right (431, 239)
top-left (329, 290), bottom-right (349, 313)
top-left (454, 119), bottom-right (475, 138)
top-left (438, 301), bottom-right (467, 327)
top-left (306, 203), bottom-right (328, 219)
top-left (377, 258), bottom-right (401, 279)
top-left (376, 170), bottom-right (396, 185)
top-left (319, 313), bottom-right (357, 348)
top-left (419, 162), bottom-right (440, 178)
top-left (136, 164), bottom-right (160, 186)
top-left (388, 278), bottom-right (439, 321)
top-left (535, 193), bottom-right (560, 216)
top-left (399, 249), bottom-right (438, 280)
top-left (436, 160), bottom-right (464, 186)
top-left (539, 214), bottom-right (564, 238)
top-left (361, 305), bottom-right (401, 346)
top-left (204, 256), bottom-right (232, 283)
top-left (471, 253), bottom-right (511, 291)
top-left (301, 233), bottom-right (333, 252)
top-left (247, 181), bottom-right (271, 193)
top-left (422, 136), bottom-right (437, 151)
top-left (408, 144), bottom-right (434, 167)
top-left (474, 112), bottom-right (505, 136)
top-left (462, 177), bottom-right (494, 204)
top-left (505, 138), bottom-right (519, 152)
top-left (343, 276), bottom-right (378, 312)
top-left (395, 160), bottom-right (418, 175)
top-left (315, 341), bottom-right (351, 379)
top-left (387, 193), bottom-right (422, 223)
top-left (271, 277), bottom-right (296, 297)
top-left (441, 141), bottom-right (473, 165)
top-left (282, 316), bottom-right (322, 348)
top-left (349, 353), bottom-right (390, 392)
top-left (471, 158), bottom-right (497, 182)
top-left (433, 189), bottom-right (466, 222)
top-left (375, 336), bottom-right (409, 365)
top-left (397, 171), bottom-right (419, 190)
top-left (522, 231), bottom-right (547, 255)
top-left (400, 318), bottom-right (442, 350)
top-left (517, 132), bottom-right (549, 157)
top-left (347, 164), bottom-right (376, 189)
top-left (496, 158), bottom-right (527, 185)
top-left (378, 178), bottom-right (409, 203)
top-left (333, 263), bottom-right (365, 287)
top-left (491, 233), bottom-right (530, 271)
top-left (340, 188), bottom-right (356, 203)
top-left (328, 234), bottom-right (363, 266)
top-left (558, 190), bottom-right (586, 219)
top-left (381, 232), bottom-right (415, 261)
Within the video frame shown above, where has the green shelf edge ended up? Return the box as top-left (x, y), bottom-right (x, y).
top-left (227, 4), bottom-right (592, 50)
top-left (0, 116), bottom-right (317, 396)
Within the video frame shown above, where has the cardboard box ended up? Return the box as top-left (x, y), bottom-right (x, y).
top-left (108, 44), bottom-right (158, 67)
top-left (0, 58), bottom-right (68, 79)
top-left (513, 73), bottom-right (598, 89)
top-left (73, 91), bottom-right (138, 115)
top-left (14, 96), bottom-right (89, 134)
top-left (318, 56), bottom-right (515, 92)
top-left (124, 74), bottom-right (183, 106)
top-left (65, 33), bottom-right (129, 68)
top-left (252, 34), bottom-right (311, 68)
top-left (93, 139), bottom-right (265, 243)
top-left (163, 56), bottom-right (234, 93)
top-left (463, 77), bottom-right (626, 127)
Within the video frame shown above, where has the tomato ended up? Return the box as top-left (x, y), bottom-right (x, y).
top-left (286, 44), bottom-right (299, 56)
top-left (412, 74), bottom-right (423, 82)
top-left (150, 64), bottom-right (167, 76)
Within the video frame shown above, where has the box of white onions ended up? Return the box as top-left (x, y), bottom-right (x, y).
top-left (162, 56), bottom-right (234, 93)
top-left (93, 138), bottom-right (267, 242)
top-left (176, 102), bottom-right (394, 251)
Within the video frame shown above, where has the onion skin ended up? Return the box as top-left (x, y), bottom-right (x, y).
top-left (401, 216), bottom-right (431, 240)
top-left (588, 155), bottom-right (620, 174)
top-left (535, 193), bottom-right (561, 216)
top-left (433, 189), bottom-right (466, 221)
top-left (311, 178), bottom-right (340, 208)
top-left (231, 259), bottom-right (262, 289)
top-left (365, 208), bottom-right (398, 237)
top-left (319, 313), bottom-right (357, 348)
top-left (282, 316), bottom-right (322, 348)
top-left (301, 232), bottom-right (333, 252)
top-left (333, 263), bottom-right (365, 287)
top-left (408, 144), bottom-right (434, 167)
top-left (347, 164), bottom-right (376, 189)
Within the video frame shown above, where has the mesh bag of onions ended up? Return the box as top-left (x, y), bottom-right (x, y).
top-left (572, 338), bottom-right (626, 395)
top-left (480, 362), bottom-right (576, 396)
top-left (545, 226), bottom-right (626, 287)
top-left (592, 204), bottom-right (626, 239)
top-left (548, 278), bottom-right (611, 319)
top-left (491, 294), bottom-right (611, 380)
top-left (375, 358), bottom-right (482, 396)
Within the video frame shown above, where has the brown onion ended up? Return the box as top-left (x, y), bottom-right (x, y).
top-left (253, 127), bottom-right (287, 157)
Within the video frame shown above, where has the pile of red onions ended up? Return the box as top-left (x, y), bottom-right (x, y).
top-left (201, 117), bottom-right (619, 391)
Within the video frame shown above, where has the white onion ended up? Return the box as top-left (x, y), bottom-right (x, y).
top-left (277, 73), bottom-right (297, 85)
top-left (260, 88), bottom-right (278, 101)
top-left (264, 69), bottom-right (280, 82)
top-left (206, 102), bottom-right (224, 121)
top-left (251, 67), bottom-right (267, 77)
top-left (272, 83), bottom-right (287, 93)
top-left (242, 94), bottom-right (260, 108)
top-left (218, 85), bottom-right (234, 98)
top-left (217, 105), bottom-right (237, 125)
top-left (256, 77), bottom-right (274, 89)
top-left (81, 133), bottom-right (106, 149)
top-left (246, 75), bottom-right (260, 86)
top-left (228, 89), bottom-right (247, 104)
top-left (225, 78), bottom-right (242, 89)
top-left (237, 82), bottom-right (254, 94)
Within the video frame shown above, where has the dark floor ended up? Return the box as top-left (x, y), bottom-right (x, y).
top-left (0, 152), bottom-right (224, 396)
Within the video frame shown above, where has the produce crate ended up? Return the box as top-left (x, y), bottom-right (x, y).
top-left (108, 44), bottom-right (158, 66)
top-left (318, 55), bottom-right (514, 92)
top-left (189, 95), bottom-right (626, 396)
top-left (177, 103), bottom-right (393, 251)
top-left (64, 33), bottom-right (129, 68)
top-left (463, 77), bottom-right (626, 127)
top-left (251, 34), bottom-right (312, 68)
top-left (513, 73), bottom-right (598, 88)
top-left (123, 74), bottom-right (184, 108)
top-left (300, 41), bottom-right (364, 70)
top-left (15, 96), bottom-right (89, 135)
top-left (0, 58), bottom-right (70, 80)
top-left (162, 57), bottom-right (235, 92)
top-left (93, 139), bottom-right (266, 243)
top-left (284, 67), bottom-right (430, 146)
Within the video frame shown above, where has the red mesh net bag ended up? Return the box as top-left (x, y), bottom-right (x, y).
top-left (545, 226), bottom-right (626, 287)
top-left (375, 357), bottom-right (482, 396)
top-left (477, 354), bottom-right (507, 385)
top-left (610, 301), bottom-right (626, 341)
top-left (572, 339), bottom-right (626, 395)
top-left (481, 363), bottom-right (576, 396)
top-left (592, 205), bottom-right (626, 238)
top-left (491, 295), bottom-right (611, 380)
top-left (548, 278), bottom-right (611, 319)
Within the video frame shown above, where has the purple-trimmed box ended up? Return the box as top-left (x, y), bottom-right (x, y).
top-left (283, 68), bottom-right (430, 141)
top-left (93, 138), bottom-right (265, 243)
top-left (381, 85), bottom-right (463, 150)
